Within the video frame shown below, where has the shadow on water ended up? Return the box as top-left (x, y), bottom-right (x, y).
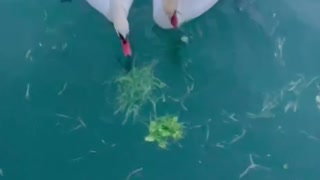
top-left (115, 56), bottom-right (134, 73)
top-left (151, 24), bottom-right (189, 66)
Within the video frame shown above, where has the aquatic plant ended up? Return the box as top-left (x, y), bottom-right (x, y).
top-left (114, 64), bottom-right (166, 125)
top-left (145, 115), bottom-right (185, 149)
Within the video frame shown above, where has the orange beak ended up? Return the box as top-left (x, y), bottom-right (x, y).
top-left (121, 39), bottom-right (132, 57)
top-left (170, 11), bottom-right (178, 28)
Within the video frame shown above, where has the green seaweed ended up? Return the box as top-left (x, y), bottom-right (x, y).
top-left (145, 115), bottom-right (185, 149)
top-left (114, 64), bottom-right (166, 125)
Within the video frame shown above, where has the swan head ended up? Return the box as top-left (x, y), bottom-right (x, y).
top-left (163, 0), bottom-right (179, 28)
top-left (113, 16), bottom-right (132, 57)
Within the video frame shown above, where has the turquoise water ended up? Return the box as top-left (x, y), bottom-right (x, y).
top-left (1, 0), bottom-right (320, 179)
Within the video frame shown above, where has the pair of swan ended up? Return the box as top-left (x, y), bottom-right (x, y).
top-left (85, 0), bottom-right (219, 56)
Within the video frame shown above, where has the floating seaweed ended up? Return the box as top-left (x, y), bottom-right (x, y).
top-left (145, 115), bottom-right (185, 149)
top-left (114, 64), bottom-right (166, 125)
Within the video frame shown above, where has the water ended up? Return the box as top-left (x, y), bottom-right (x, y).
top-left (1, 0), bottom-right (320, 179)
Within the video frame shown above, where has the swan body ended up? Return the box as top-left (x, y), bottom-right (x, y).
top-left (86, 0), bottom-right (134, 56)
top-left (153, 0), bottom-right (219, 29)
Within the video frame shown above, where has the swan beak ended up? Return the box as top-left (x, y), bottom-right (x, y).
top-left (170, 11), bottom-right (178, 28)
top-left (121, 38), bottom-right (132, 57)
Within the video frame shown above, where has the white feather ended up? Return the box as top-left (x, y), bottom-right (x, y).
top-left (153, 0), bottom-right (219, 29)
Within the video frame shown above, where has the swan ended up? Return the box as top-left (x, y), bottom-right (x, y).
top-left (153, 0), bottom-right (219, 29)
top-left (86, 0), bottom-right (134, 56)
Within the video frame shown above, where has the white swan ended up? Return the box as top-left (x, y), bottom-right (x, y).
top-left (153, 0), bottom-right (219, 29)
top-left (86, 0), bottom-right (134, 56)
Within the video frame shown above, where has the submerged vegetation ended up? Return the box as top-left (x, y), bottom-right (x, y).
top-left (112, 62), bottom-right (190, 150)
top-left (114, 64), bottom-right (166, 125)
top-left (145, 115), bottom-right (185, 149)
